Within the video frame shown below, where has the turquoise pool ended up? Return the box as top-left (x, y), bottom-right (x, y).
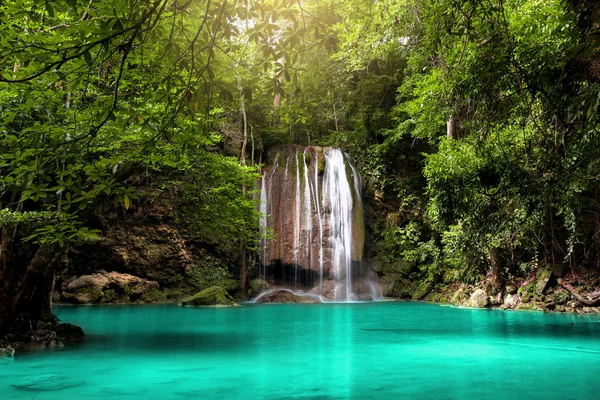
top-left (2, 302), bottom-right (599, 399)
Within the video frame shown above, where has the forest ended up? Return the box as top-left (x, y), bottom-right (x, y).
top-left (1, 0), bottom-right (600, 348)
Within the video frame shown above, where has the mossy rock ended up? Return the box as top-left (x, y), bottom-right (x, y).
top-left (141, 288), bottom-right (167, 303)
top-left (163, 288), bottom-right (184, 301)
top-left (535, 269), bottom-right (553, 295)
top-left (451, 286), bottom-right (470, 306)
top-left (248, 278), bottom-right (267, 297)
top-left (74, 288), bottom-right (102, 304)
top-left (181, 286), bottom-right (238, 307)
top-left (101, 289), bottom-right (119, 303)
top-left (515, 301), bottom-right (543, 312)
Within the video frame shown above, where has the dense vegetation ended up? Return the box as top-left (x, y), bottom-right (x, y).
top-left (1, 0), bottom-right (599, 334)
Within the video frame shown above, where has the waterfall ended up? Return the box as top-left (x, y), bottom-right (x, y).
top-left (259, 145), bottom-right (379, 302)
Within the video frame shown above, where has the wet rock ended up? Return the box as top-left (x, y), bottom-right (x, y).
top-left (55, 323), bottom-right (85, 341)
top-left (248, 278), bottom-right (267, 297)
top-left (255, 289), bottom-right (320, 304)
top-left (515, 301), bottom-right (543, 311)
top-left (469, 289), bottom-right (489, 308)
top-left (181, 286), bottom-right (238, 307)
top-left (0, 346), bottom-right (15, 358)
top-left (309, 280), bottom-right (336, 300)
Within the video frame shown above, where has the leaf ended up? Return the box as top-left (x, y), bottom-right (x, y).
top-left (83, 50), bottom-right (93, 65)
top-left (124, 194), bottom-right (131, 210)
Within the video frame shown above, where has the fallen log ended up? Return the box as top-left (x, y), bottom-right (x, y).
top-left (557, 278), bottom-right (600, 307)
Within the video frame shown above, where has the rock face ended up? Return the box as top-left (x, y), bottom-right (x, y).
top-left (255, 289), bottom-right (321, 304)
top-left (181, 286), bottom-right (238, 307)
top-left (469, 289), bottom-right (489, 308)
top-left (59, 271), bottom-right (161, 304)
top-left (259, 145), bottom-right (379, 301)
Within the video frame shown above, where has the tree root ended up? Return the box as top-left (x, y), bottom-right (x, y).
top-left (558, 278), bottom-right (600, 306)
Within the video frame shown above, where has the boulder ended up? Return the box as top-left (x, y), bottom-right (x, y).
top-left (60, 271), bottom-right (160, 304)
top-left (181, 286), bottom-right (238, 307)
top-left (255, 289), bottom-right (320, 304)
top-left (469, 289), bottom-right (489, 308)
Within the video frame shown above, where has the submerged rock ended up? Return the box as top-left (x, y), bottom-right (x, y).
top-left (469, 289), bottom-right (489, 308)
top-left (181, 286), bottom-right (238, 307)
top-left (256, 289), bottom-right (320, 304)
top-left (12, 374), bottom-right (83, 392)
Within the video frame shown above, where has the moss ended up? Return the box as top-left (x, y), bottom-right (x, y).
top-left (118, 293), bottom-right (131, 303)
top-left (163, 288), bottom-right (184, 301)
top-left (515, 301), bottom-right (543, 311)
top-left (317, 148), bottom-right (325, 175)
top-left (141, 288), bottom-right (167, 303)
top-left (181, 286), bottom-right (238, 307)
top-left (248, 278), bottom-right (266, 297)
top-left (102, 289), bottom-right (119, 303)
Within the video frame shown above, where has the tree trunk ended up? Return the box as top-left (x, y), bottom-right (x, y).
top-left (0, 244), bottom-right (57, 335)
top-left (14, 244), bottom-right (58, 328)
top-left (237, 76), bottom-right (248, 166)
top-left (490, 247), bottom-right (504, 290)
top-left (558, 278), bottom-right (600, 306)
top-left (447, 115), bottom-right (455, 138)
top-left (237, 76), bottom-right (249, 297)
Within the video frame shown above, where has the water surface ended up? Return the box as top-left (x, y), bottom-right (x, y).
top-left (2, 302), bottom-right (600, 399)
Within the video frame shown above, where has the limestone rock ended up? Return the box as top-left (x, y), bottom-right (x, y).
top-left (61, 270), bottom-right (160, 304)
top-left (536, 269), bottom-right (553, 295)
top-left (469, 289), bottom-right (489, 308)
top-left (255, 289), bottom-right (320, 304)
top-left (501, 294), bottom-right (518, 310)
top-left (181, 286), bottom-right (238, 307)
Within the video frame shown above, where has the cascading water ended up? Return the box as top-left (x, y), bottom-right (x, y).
top-left (257, 145), bottom-right (380, 302)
